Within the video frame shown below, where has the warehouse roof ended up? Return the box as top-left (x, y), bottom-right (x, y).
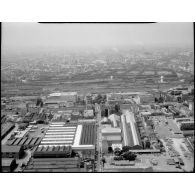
top-left (101, 127), bottom-right (121, 134)
top-left (2, 158), bottom-right (16, 166)
top-left (140, 111), bottom-right (151, 116)
top-left (108, 114), bottom-right (120, 127)
top-left (1, 122), bottom-right (15, 137)
top-left (121, 112), bottom-right (142, 148)
top-left (49, 92), bottom-right (77, 97)
top-left (2, 145), bottom-right (22, 153)
top-left (102, 135), bottom-right (121, 141)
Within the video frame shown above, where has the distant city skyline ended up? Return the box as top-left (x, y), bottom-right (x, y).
top-left (2, 22), bottom-right (194, 51)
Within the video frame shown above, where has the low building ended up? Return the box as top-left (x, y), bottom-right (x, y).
top-left (23, 157), bottom-right (82, 172)
top-left (33, 145), bottom-right (72, 158)
top-left (2, 158), bottom-right (18, 172)
top-left (47, 92), bottom-right (77, 103)
top-left (1, 145), bottom-right (24, 159)
top-left (180, 121), bottom-right (194, 132)
top-left (83, 109), bottom-right (94, 118)
top-left (103, 135), bottom-right (121, 142)
top-left (102, 127), bottom-right (122, 151)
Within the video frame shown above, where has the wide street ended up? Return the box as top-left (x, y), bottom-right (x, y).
top-left (96, 103), bottom-right (103, 172)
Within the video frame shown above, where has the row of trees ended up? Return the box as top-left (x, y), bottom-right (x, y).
top-left (113, 146), bottom-right (137, 161)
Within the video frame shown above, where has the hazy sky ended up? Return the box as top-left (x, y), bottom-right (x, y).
top-left (2, 22), bottom-right (194, 50)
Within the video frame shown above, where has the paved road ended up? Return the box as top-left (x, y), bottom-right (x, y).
top-left (172, 138), bottom-right (194, 172)
top-left (153, 116), bottom-right (183, 139)
top-left (96, 104), bottom-right (103, 172)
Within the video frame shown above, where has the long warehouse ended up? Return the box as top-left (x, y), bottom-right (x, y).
top-left (121, 111), bottom-right (143, 149)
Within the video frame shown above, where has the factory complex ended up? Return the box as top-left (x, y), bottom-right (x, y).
top-left (1, 86), bottom-right (194, 172)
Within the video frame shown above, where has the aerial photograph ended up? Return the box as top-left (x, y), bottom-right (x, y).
top-left (1, 22), bottom-right (194, 172)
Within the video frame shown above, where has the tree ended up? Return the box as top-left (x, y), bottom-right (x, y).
top-left (122, 151), bottom-right (137, 161)
top-left (114, 147), bottom-right (121, 156)
top-left (102, 157), bottom-right (106, 165)
top-left (102, 95), bottom-right (107, 102)
top-left (40, 101), bottom-right (43, 107)
top-left (158, 96), bottom-right (164, 103)
top-left (108, 146), bottom-right (113, 153)
top-left (101, 109), bottom-right (105, 117)
top-left (122, 146), bottom-right (131, 153)
top-left (36, 97), bottom-right (43, 107)
top-left (145, 141), bottom-right (151, 149)
top-left (95, 94), bottom-right (103, 104)
top-left (105, 109), bottom-right (108, 117)
top-left (115, 104), bottom-right (120, 113)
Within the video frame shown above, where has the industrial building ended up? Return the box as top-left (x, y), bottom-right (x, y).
top-left (37, 121), bottom-right (96, 159)
top-left (33, 145), bottom-right (72, 158)
top-left (179, 121), bottom-right (194, 136)
top-left (6, 137), bottom-right (42, 148)
top-left (26, 122), bottom-right (96, 171)
top-left (23, 157), bottom-right (82, 172)
top-left (83, 109), bottom-right (94, 118)
top-left (121, 111), bottom-right (143, 149)
top-left (101, 127), bottom-right (122, 153)
top-left (1, 122), bottom-right (15, 140)
top-left (72, 123), bottom-right (96, 159)
top-left (40, 122), bottom-right (77, 146)
top-left (44, 92), bottom-right (78, 108)
top-left (1, 158), bottom-right (18, 172)
top-left (1, 145), bottom-right (25, 159)
top-left (107, 92), bottom-right (142, 102)
top-left (108, 114), bottom-right (120, 127)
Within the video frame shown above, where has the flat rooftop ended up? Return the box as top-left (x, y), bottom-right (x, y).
top-left (49, 92), bottom-right (77, 97)
top-left (101, 127), bottom-right (121, 134)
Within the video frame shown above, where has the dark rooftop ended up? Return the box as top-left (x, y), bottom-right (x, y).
top-left (2, 145), bottom-right (22, 153)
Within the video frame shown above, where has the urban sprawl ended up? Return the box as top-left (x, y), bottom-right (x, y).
top-left (1, 48), bottom-right (194, 172)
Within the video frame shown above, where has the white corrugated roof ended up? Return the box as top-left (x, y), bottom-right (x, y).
top-left (44, 135), bottom-right (74, 138)
top-left (73, 125), bottom-right (82, 146)
top-left (49, 92), bottom-right (77, 97)
top-left (102, 135), bottom-right (121, 141)
top-left (42, 137), bottom-right (73, 141)
top-left (101, 127), bottom-right (121, 134)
